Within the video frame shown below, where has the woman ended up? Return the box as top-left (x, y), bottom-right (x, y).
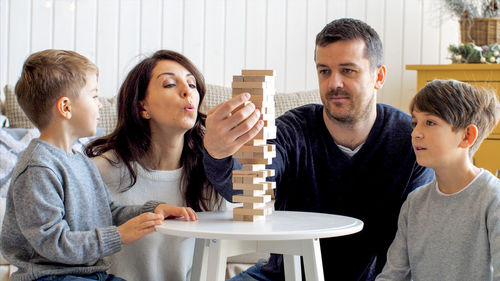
top-left (86, 50), bottom-right (222, 281)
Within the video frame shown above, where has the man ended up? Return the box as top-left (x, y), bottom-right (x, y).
top-left (203, 18), bottom-right (434, 281)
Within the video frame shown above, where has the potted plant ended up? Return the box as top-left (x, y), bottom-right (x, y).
top-left (443, 0), bottom-right (500, 45)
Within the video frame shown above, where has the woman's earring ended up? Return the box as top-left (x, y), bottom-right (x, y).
top-left (144, 112), bottom-right (150, 119)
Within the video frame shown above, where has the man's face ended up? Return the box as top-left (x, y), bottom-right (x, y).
top-left (315, 39), bottom-right (384, 126)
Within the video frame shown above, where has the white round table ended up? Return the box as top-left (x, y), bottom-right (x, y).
top-left (156, 211), bottom-right (363, 281)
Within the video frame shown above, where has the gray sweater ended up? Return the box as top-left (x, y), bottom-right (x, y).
top-left (377, 170), bottom-right (500, 281)
top-left (0, 139), bottom-right (159, 281)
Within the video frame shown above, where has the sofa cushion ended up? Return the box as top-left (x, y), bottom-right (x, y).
top-left (3, 85), bottom-right (117, 135)
top-left (202, 84), bottom-right (321, 116)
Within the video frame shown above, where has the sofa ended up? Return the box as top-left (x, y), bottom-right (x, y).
top-left (0, 84), bottom-right (321, 280)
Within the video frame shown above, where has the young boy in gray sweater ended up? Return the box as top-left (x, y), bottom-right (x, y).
top-left (376, 79), bottom-right (500, 281)
top-left (0, 49), bottom-right (198, 281)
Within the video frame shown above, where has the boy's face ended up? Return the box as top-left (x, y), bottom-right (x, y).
top-left (411, 109), bottom-right (466, 169)
top-left (70, 71), bottom-right (101, 138)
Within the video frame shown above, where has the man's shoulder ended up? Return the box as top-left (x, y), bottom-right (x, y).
top-left (378, 103), bottom-right (411, 123)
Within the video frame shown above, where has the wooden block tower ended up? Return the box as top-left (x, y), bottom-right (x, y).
top-left (231, 69), bottom-right (276, 221)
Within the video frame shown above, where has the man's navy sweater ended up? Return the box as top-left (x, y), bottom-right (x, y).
top-left (203, 104), bottom-right (434, 281)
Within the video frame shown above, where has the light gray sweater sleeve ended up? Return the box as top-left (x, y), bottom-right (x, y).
top-left (376, 199), bottom-right (411, 281)
top-left (12, 166), bottom-right (121, 264)
top-left (486, 187), bottom-right (500, 280)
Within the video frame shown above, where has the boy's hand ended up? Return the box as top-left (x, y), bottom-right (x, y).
top-left (117, 212), bottom-right (164, 244)
top-left (154, 204), bottom-right (198, 221)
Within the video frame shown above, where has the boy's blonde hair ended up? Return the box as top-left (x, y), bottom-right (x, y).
top-left (15, 49), bottom-right (98, 130)
top-left (410, 79), bottom-right (500, 155)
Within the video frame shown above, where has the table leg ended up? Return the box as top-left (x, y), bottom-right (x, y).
top-left (206, 239), bottom-right (229, 281)
top-left (283, 254), bottom-right (301, 281)
top-left (191, 239), bottom-right (209, 281)
top-left (302, 238), bottom-right (324, 281)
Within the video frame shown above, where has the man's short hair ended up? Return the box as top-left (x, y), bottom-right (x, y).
top-left (315, 18), bottom-right (383, 69)
top-left (15, 49), bottom-right (98, 129)
top-left (410, 79), bottom-right (500, 155)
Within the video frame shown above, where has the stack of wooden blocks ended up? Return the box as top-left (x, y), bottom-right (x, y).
top-left (232, 70), bottom-right (277, 222)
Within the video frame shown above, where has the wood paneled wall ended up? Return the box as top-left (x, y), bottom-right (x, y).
top-left (0, 0), bottom-right (459, 111)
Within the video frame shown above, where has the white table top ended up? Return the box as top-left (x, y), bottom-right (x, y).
top-left (156, 210), bottom-right (363, 240)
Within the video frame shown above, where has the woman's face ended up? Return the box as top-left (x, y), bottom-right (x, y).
top-left (141, 59), bottom-right (200, 135)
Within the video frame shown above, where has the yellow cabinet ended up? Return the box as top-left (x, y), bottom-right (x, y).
top-left (406, 64), bottom-right (500, 175)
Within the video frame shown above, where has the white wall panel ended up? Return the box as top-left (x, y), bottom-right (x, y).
top-left (118, 0), bottom-right (141, 89)
top-left (204, 0), bottom-right (225, 86)
top-left (223, 0), bottom-right (245, 84)
top-left (285, 0), bottom-right (307, 92)
top-left (0, 0), bottom-right (8, 89)
top-left (31, 0), bottom-right (52, 53)
top-left (75, 0), bottom-right (97, 63)
top-left (245, 0), bottom-right (266, 69)
top-left (327, 0), bottom-right (346, 21)
top-left (346, 0), bottom-right (365, 20)
top-left (162, 0), bottom-right (183, 53)
top-left (382, 0), bottom-right (404, 106)
top-left (7, 0), bottom-right (31, 83)
top-left (53, 0), bottom-right (75, 50)
top-left (421, 0), bottom-right (441, 63)
top-left (266, 0), bottom-right (286, 91)
top-left (140, 0), bottom-right (162, 56)
top-left (306, 0), bottom-right (327, 90)
top-left (96, 0), bottom-right (119, 97)
top-left (183, 0), bottom-right (204, 71)
top-left (0, 0), bottom-right (462, 111)
top-left (401, 0), bottom-right (423, 112)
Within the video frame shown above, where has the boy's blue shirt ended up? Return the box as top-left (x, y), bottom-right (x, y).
top-left (0, 138), bottom-right (159, 281)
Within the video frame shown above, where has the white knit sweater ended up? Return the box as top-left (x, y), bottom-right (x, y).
top-left (93, 151), bottom-right (194, 281)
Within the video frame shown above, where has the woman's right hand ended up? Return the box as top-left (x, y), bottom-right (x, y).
top-left (203, 93), bottom-right (264, 159)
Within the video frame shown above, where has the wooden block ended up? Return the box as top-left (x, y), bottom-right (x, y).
top-left (243, 202), bottom-right (267, 209)
top-left (240, 164), bottom-right (266, 171)
top-left (266, 187), bottom-right (275, 199)
top-left (232, 176), bottom-right (243, 184)
top-left (252, 150), bottom-right (277, 159)
top-left (233, 214), bottom-right (265, 221)
top-left (243, 189), bottom-right (266, 196)
top-left (264, 181), bottom-right (276, 190)
top-left (232, 175), bottom-right (265, 184)
top-left (232, 194), bottom-right (271, 203)
top-left (243, 75), bottom-right (274, 82)
top-left (245, 139), bottom-right (268, 146)
top-left (233, 206), bottom-right (271, 216)
top-left (232, 81), bottom-right (266, 89)
top-left (253, 126), bottom-right (277, 140)
top-left (233, 169), bottom-right (275, 178)
top-left (233, 182), bottom-right (268, 191)
top-left (264, 119), bottom-right (275, 127)
top-left (237, 157), bottom-right (273, 165)
top-left (237, 144), bottom-right (275, 153)
top-left (242, 70), bottom-right (275, 76)
top-left (232, 88), bottom-right (275, 96)
top-left (233, 75), bottom-right (244, 82)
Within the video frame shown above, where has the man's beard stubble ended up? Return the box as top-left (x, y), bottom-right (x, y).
top-left (324, 88), bottom-right (374, 126)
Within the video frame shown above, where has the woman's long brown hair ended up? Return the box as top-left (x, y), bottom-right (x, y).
top-left (85, 50), bottom-right (220, 211)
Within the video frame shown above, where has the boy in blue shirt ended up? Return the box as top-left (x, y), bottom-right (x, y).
top-left (377, 79), bottom-right (500, 281)
top-left (0, 49), bottom-right (198, 281)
